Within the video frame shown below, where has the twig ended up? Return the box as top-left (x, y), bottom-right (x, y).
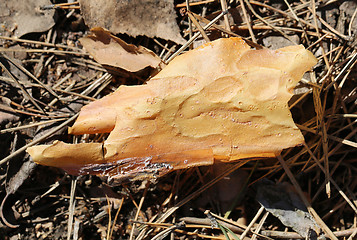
top-left (244, 0), bottom-right (298, 44)
top-left (239, 0), bottom-right (257, 43)
top-left (248, 0), bottom-right (337, 39)
top-left (151, 222), bottom-right (185, 240)
top-left (0, 57), bottom-right (46, 114)
top-left (0, 113), bottom-right (79, 166)
top-left (67, 178), bottom-right (78, 240)
top-left (326, 52), bottom-right (357, 90)
top-left (283, 0), bottom-right (310, 44)
top-left (165, 10), bottom-right (229, 63)
top-left (261, 227), bottom-right (357, 239)
top-left (41, 1), bottom-right (79, 10)
top-left (154, 161), bottom-right (247, 224)
top-left (190, 12), bottom-right (263, 49)
top-left (0, 36), bottom-right (84, 51)
top-left (239, 206), bottom-right (264, 240)
top-left (303, 143), bottom-right (357, 215)
top-left (176, 0), bottom-right (216, 8)
top-left (251, 211), bottom-right (269, 240)
top-left (1, 53), bottom-right (60, 100)
top-left (219, 0), bottom-right (230, 30)
top-left (187, 11), bottom-right (210, 43)
top-left (277, 155), bottom-right (338, 240)
top-left (0, 47), bottom-right (87, 56)
top-left (186, 0), bottom-right (193, 42)
top-left (108, 197), bottom-right (124, 239)
top-left (129, 181), bottom-right (150, 240)
top-left (0, 118), bottom-right (67, 134)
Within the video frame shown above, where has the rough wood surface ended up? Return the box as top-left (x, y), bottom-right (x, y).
top-left (27, 37), bottom-right (317, 181)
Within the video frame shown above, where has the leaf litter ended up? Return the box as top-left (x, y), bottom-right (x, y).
top-left (78, 0), bottom-right (186, 44)
top-left (0, 0), bottom-right (56, 38)
top-left (0, 0), bottom-right (357, 239)
top-left (79, 27), bottom-right (163, 73)
top-left (256, 179), bottom-right (319, 239)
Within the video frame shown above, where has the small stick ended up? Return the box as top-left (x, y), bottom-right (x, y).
top-left (0, 113), bottom-right (79, 166)
top-left (277, 155), bottom-right (338, 240)
top-left (326, 52), bottom-right (357, 90)
top-left (106, 198), bottom-right (112, 240)
top-left (151, 222), bottom-right (185, 240)
top-left (0, 36), bottom-right (83, 51)
top-left (186, 0), bottom-right (193, 42)
top-left (191, 12), bottom-right (263, 49)
top-left (239, 0), bottom-right (257, 43)
top-left (209, 211), bottom-right (247, 230)
top-left (239, 206), bottom-right (264, 239)
top-left (67, 178), bottom-right (78, 240)
top-left (251, 211), bottom-right (269, 240)
top-left (313, 13), bottom-right (351, 41)
top-left (129, 181), bottom-right (150, 240)
top-left (219, 0), bottom-right (230, 30)
top-left (297, 124), bottom-right (357, 149)
top-left (303, 143), bottom-right (357, 215)
top-left (244, 0), bottom-right (297, 44)
top-left (179, 217), bottom-right (244, 233)
top-left (187, 11), bottom-right (210, 43)
top-left (261, 227), bottom-right (357, 239)
top-left (0, 48), bottom-right (88, 56)
top-left (0, 59), bottom-right (45, 114)
top-left (155, 161), bottom-right (247, 224)
top-left (0, 118), bottom-right (67, 134)
top-left (307, 33), bottom-right (329, 49)
top-left (283, 0), bottom-right (310, 44)
top-left (108, 197), bottom-right (124, 239)
top-left (176, 0), bottom-right (215, 8)
top-left (249, 0), bottom-right (337, 39)
top-left (1, 53), bottom-right (60, 100)
top-left (165, 10), bottom-right (229, 63)
top-left (41, 1), bottom-right (80, 10)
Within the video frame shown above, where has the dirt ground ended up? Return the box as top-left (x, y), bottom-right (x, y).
top-left (0, 0), bottom-right (357, 239)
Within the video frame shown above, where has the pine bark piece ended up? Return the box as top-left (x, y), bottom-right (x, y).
top-left (27, 37), bottom-right (317, 181)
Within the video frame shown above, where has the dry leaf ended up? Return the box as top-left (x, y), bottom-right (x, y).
top-left (78, 0), bottom-right (186, 44)
top-left (27, 38), bottom-right (317, 181)
top-left (80, 27), bottom-right (162, 72)
top-left (0, 0), bottom-right (56, 37)
top-left (256, 179), bottom-right (320, 238)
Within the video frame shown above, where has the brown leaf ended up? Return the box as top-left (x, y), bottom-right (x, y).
top-left (0, 0), bottom-right (56, 37)
top-left (27, 38), bottom-right (317, 181)
top-left (78, 0), bottom-right (186, 44)
top-left (256, 179), bottom-right (320, 238)
top-left (80, 27), bottom-right (163, 72)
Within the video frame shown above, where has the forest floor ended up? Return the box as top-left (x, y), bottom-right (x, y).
top-left (0, 0), bottom-right (357, 239)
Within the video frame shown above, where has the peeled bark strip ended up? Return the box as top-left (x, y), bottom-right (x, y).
top-left (27, 37), bottom-right (317, 181)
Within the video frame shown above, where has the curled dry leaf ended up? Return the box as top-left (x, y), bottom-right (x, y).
top-left (80, 27), bottom-right (162, 72)
top-left (27, 38), bottom-right (317, 182)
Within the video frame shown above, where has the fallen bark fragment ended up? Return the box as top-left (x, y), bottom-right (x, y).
top-left (27, 37), bottom-right (317, 181)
